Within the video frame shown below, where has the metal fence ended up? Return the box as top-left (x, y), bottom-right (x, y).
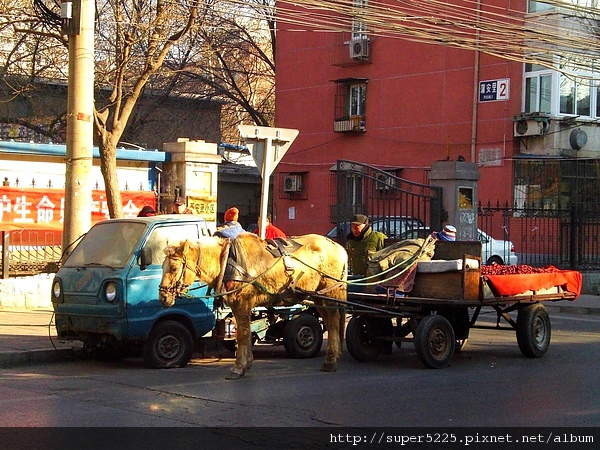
top-left (478, 200), bottom-right (600, 270)
top-left (1, 230), bottom-right (62, 278)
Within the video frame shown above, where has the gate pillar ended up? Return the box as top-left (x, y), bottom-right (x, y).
top-left (429, 161), bottom-right (480, 241)
top-left (162, 138), bottom-right (222, 230)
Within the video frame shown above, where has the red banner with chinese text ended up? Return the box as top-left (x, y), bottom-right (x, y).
top-left (0, 186), bottom-right (156, 232)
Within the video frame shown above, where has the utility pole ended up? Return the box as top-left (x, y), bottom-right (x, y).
top-left (60, 0), bottom-right (94, 255)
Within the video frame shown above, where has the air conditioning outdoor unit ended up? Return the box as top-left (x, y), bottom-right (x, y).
top-left (514, 119), bottom-right (545, 137)
top-left (283, 174), bottom-right (302, 192)
top-left (375, 173), bottom-right (395, 190)
top-left (350, 37), bottom-right (369, 60)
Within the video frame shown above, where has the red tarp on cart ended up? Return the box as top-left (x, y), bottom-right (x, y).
top-left (484, 270), bottom-right (582, 298)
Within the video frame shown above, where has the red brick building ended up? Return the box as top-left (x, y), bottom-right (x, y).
top-left (272, 1), bottom-right (600, 236)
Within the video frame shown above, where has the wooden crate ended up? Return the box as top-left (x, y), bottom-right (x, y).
top-left (410, 241), bottom-right (482, 301)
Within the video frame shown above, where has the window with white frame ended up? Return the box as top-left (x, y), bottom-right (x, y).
top-left (524, 63), bottom-right (553, 113)
top-left (351, 0), bottom-right (368, 40)
top-left (524, 61), bottom-right (600, 118)
top-left (527, 1), bottom-right (554, 13)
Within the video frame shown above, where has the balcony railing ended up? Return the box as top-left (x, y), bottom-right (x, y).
top-left (334, 116), bottom-right (366, 133)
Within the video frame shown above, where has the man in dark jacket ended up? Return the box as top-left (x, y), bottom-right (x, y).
top-left (346, 214), bottom-right (387, 275)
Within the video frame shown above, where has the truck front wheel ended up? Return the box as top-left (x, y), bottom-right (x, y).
top-left (144, 320), bottom-right (193, 369)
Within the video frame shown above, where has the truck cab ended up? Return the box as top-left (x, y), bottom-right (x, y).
top-left (51, 215), bottom-right (214, 368)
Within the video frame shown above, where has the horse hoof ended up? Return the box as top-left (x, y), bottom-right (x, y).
top-left (225, 370), bottom-right (245, 380)
top-left (320, 363), bottom-right (337, 373)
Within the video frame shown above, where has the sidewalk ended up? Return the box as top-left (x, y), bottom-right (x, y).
top-left (0, 296), bottom-right (598, 369)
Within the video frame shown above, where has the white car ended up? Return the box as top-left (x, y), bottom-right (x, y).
top-left (399, 228), bottom-right (518, 265)
top-left (478, 229), bottom-right (518, 266)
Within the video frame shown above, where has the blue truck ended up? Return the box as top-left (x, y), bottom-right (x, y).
top-left (52, 215), bottom-right (216, 368)
top-left (51, 215), bottom-right (324, 368)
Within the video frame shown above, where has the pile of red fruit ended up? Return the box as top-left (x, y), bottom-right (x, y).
top-left (481, 263), bottom-right (561, 276)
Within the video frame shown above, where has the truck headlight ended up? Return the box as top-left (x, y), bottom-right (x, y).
top-left (52, 279), bottom-right (63, 303)
top-left (105, 282), bottom-right (118, 303)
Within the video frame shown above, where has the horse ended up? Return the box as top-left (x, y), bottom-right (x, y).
top-left (159, 232), bottom-right (348, 379)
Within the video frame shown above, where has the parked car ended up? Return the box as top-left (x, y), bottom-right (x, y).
top-left (326, 216), bottom-right (425, 242)
top-left (399, 227), bottom-right (518, 265)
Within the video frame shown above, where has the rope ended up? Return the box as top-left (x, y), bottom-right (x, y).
top-left (169, 237), bottom-right (436, 313)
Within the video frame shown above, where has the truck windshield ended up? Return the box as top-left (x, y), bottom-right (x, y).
top-left (62, 222), bottom-right (147, 268)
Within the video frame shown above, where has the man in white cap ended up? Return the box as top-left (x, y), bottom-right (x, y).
top-left (346, 214), bottom-right (387, 275)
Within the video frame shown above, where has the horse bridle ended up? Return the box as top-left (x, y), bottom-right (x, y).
top-left (158, 252), bottom-right (202, 299)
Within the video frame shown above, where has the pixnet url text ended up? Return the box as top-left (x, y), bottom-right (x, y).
top-left (330, 432), bottom-right (594, 446)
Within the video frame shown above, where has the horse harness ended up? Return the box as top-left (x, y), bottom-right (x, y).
top-left (222, 237), bottom-right (305, 301)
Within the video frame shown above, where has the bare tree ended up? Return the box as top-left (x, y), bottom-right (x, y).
top-left (92, 0), bottom-right (201, 217)
top-left (3, 0), bottom-right (277, 215)
top-left (169, 0), bottom-right (276, 144)
top-left (0, 0), bottom-right (68, 140)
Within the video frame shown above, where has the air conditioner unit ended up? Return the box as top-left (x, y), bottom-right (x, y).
top-left (283, 175), bottom-right (302, 192)
top-left (514, 119), bottom-right (545, 137)
top-left (350, 37), bottom-right (369, 60)
top-left (375, 173), bottom-right (395, 190)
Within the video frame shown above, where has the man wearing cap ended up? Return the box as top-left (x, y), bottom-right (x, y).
top-left (214, 207), bottom-right (246, 238)
top-left (346, 214), bottom-right (387, 276)
top-left (172, 197), bottom-right (193, 214)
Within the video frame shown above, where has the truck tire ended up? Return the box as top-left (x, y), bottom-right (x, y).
top-left (345, 315), bottom-right (384, 362)
top-left (144, 320), bottom-right (193, 369)
top-left (414, 315), bottom-right (455, 369)
top-left (283, 314), bottom-right (324, 359)
top-left (517, 303), bottom-right (551, 358)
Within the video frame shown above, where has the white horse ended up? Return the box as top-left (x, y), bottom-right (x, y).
top-left (159, 233), bottom-right (348, 379)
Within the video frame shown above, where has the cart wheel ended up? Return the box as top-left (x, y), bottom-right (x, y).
top-left (414, 315), bottom-right (455, 369)
top-left (284, 314), bottom-right (324, 359)
top-left (517, 303), bottom-right (551, 358)
top-left (345, 315), bottom-right (385, 362)
top-left (144, 320), bottom-right (193, 369)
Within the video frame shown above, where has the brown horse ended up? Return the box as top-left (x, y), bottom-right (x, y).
top-left (159, 233), bottom-right (348, 379)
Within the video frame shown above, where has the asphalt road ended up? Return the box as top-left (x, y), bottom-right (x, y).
top-left (0, 313), bottom-right (598, 431)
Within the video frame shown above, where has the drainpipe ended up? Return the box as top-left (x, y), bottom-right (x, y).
top-left (471, 0), bottom-right (482, 163)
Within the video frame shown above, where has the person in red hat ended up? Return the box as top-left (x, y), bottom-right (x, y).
top-left (214, 207), bottom-right (246, 238)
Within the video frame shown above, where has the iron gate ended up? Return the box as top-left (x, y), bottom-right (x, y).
top-left (330, 160), bottom-right (443, 246)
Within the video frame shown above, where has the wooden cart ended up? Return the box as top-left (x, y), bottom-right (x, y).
top-left (344, 241), bottom-right (582, 369)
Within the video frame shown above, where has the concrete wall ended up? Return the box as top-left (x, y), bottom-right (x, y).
top-left (0, 274), bottom-right (54, 309)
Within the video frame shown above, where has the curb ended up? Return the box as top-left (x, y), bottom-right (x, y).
top-left (0, 347), bottom-right (83, 369)
top-left (544, 304), bottom-right (600, 316)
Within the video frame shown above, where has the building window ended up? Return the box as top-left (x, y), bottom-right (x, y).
top-left (333, 78), bottom-right (367, 132)
top-left (527, 1), bottom-right (554, 13)
top-left (514, 159), bottom-right (561, 210)
top-left (524, 64), bottom-right (552, 113)
top-left (514, 159), bottom-right (600, 212)
top-left (524, 62), bottom-right (599, 118)
top-left (351, 0), bottom-right (368, 40)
